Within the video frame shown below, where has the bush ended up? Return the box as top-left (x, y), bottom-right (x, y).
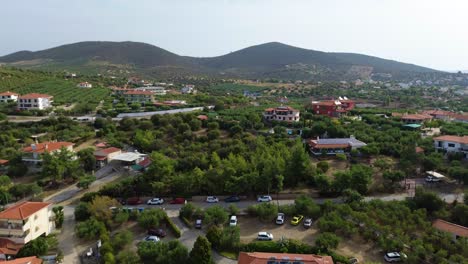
top-left (315, 232), bottom-right (341, 251)
top-left (180, 202), bottom-right (196, 220)
top-left (163, 212), bottom-right (181, 238)
top-left (336, 153), bottom-right (347, 161)
top-left (317, 161), bottom-right (330, 173)
top-left (181, 216), bottom-right (193, 228)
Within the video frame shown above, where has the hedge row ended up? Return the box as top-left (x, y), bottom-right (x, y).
top-left (164, 213), bottom-right (181, 238)
top-left (180, 216), bottom-right (193, 228)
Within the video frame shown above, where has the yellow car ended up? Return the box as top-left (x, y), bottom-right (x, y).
top-left (291, 215), bottom-right (304, 225)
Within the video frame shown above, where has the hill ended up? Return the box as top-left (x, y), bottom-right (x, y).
top-left (0, 41), bottom-right (440, 80)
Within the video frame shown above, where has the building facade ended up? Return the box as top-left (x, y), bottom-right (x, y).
top-left (0, 92), bottom-right (19, 103)
top-left (308, 136), bottom-right (367, 155)
top-left (263, 106), bottom-right (300, 122)
top-left (17, 94), bottom-right (53, 110)
top-left (123, 90), bottom-right (154, 103)
top-left (22, 142), bottom-right (74, 164)
top-left (0, 202), bottom-right (53, 245)
top-left (433, 135), bottom-right (468, 159)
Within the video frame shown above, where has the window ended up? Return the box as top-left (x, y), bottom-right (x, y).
top-left (448, 143), bottom-right (455, 147)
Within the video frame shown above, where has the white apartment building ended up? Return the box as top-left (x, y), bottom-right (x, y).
top-left (17, 93), bottom-right (53, 110)
top-left (263, 106), bottom-right (300, 122)
top-left (0, 91), bottom-right (19, 103)
top-left (433, 135), bottom-right (468, 159)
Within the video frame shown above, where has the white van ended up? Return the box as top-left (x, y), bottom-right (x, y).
top-left (230, 215), bottom-right (237, 226)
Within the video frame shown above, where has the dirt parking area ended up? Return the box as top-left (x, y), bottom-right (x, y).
top-left (238, 216), bottom-right (383, 263)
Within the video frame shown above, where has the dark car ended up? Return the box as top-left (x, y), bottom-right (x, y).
top-left (126, 197), bottom-right (143, 205)
top-left (224, 196), bottom-right (241, 203)
top-left (148, 228), bottom-right (167, 237)
top-left (195, 219), bottom-right (202, 229)
top-left (169, 198), bottom-right (186, 204)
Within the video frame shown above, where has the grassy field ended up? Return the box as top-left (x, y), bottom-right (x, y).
top-left (206, 83), bottom-right (268, 95)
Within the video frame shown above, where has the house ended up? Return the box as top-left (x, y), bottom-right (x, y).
top-left (421, 110), bottom-right (455, 121)
top-left (433, 135), bottom-right (468, 159)
top-left (135, 86), bottom-right (166, 95)
top-left (17, 94), bottom-right (53, 111)
top-left (94, 147), bottom-right (122, 168)
top-left (308, 136), bottom-right (367, 155)
top-left (76, 82), bottom-right (92, 88)
top-left (0, 92), bottom-right (19, 103)
top-left (238, 252), bottom-right (334, 264)
top-left (310, 98), bottom-right (355, 117)
top-left (162, 100), bottom-right (187, 106)
top-left (181, 85), bottom-right (196, 94)
top-left (0, 256), bottom-right (43, 264)
top-left (453, 114), bottom-right (468, 123)
top-left (400, 114), bottom-right (432, 124)
top-left (123, 90), bottom-right (154, 104)
top-left (0, 238), bottom-right (23, 261)
top-left (432, 219), bottom-right (468, 241)
top-left (111, 87), bottom-right (131, 95)
top-left (0, 202), bottom-right (53, 245)
top-left (22, 142), bottom-right (74, 164)
top-left (263, 106), bottom-right (300, 122)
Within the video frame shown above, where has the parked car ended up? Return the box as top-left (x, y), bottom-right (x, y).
top-left (229, 215), bottom-right (238, 226)
top-left (257, 232), bottom-right (274, 241)
top-left (143, 236), bottom-right (160, 243)
top-left (291, 215), bottom-right (304, 225)
top-left (195, 219), bottom-right (202, 229)
top-left (303, 218), bottom-right (313, 228)
top-left (257, 195), bottom-right (272, 202)
top-left (224, 195), bottom-right (241, 203)
top-left (169, 198), bottom-right (186, 204)
top-left (425, 176), bottom-right (441, 182)
top-left (384, 252), bottom-right (407, 262)
top-left (206, 196), bottom-right (219, 203)
top-left (147, 228), bottom-right (167, 237)
top-left (127, 197), bottom-right (143, 205)
top-left (147, 198), bottom-right (164, 205)
top-left (276, 213), bottom-right (285, 225)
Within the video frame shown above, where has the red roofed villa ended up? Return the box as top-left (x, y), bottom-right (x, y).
top-left (432, 219), bottom-right (468, 241)
top-left (238, 252), bottom-right (334, 264)
top-left (17, 93), bottom-right (53, 110)
top-left (94, 147), bottom-right (122, 168)
top-left (22, 142), bottom-right (74, 164)
top-left (0, 91), bottom-right (19, 103)
top-left (263, 106), bottom-right (300, 122)
top-left (310, 98), bottom-right (355, 117)
top-left (401, 113), bottom-right (432, 124)
top-left (0, 256), bottom-right (43, 264)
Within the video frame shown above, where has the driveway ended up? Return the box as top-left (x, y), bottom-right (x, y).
top-left (58, 206), bottom-right (92, 264)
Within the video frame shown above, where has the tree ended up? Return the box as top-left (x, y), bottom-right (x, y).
top-left (451, 204), bottom-right (468, 226)
top-left (219, 226), bottom-right (240, 251)
top-left (206, 226), bottom-right (222, 249)
top-left (294, 195), bottom-right (321, 219)
top-left (41, 147), bottom-right (80, 183)
top-left (17, 237), bottom-right (49, 257)
top-left (116, 250), bottom-right (141, 264)
top-left (138, 208), bottom-right (165, 229)
top-left (88, 196), bottom-right (120, 226)
top-left (317, 161), bottom-right (330, 173)
top-left (77, 148), bottom-right (96, 172)
top-left (52, 206), bottom-right (64, 228)
top-left (75, 218), bottom-right (107, 240)
top-left (112, 230), bottom-right (134, 251)
top-left (180, 202), bottom-right (197, 220)
top-left (138, 240), bottom-right (188, 264)
top-left (0, 175), bottom-right (12, 190)
top-left (74, 202), bottom-right (90, 221)
top-left (190, 236), bottom-right (213, 264)
top-left (256, 202), bottom-right (278, 222)
top-left (77, 174), bottom-right (96, 189)
top-left (349, 164), bottom-right (373, 194)
top-left (412, 188), bottom-right (445, 214)
top-left (342, 188), bottom-right (363, 204)
top-left (204, 205), bottom-right (228, 226)
top-left (383, 170), bottom-right (405, 185)
top-left (315, 232), bottom-right (340, 252)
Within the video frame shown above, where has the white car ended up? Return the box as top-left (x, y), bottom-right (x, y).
top-left (143, 236), bottom-right (160, 243)
top-left (206, 196), bottom-right (219, 203)
top-left (257, 195), bottom-right (272, 202)
top-left (276, 213), bottom-right (285, 225)
top-left (303, 218), bottom-right (313, 228)
top-left (230, 215), bottom-right (237, 226)
top-left (384, 252), bottom-right (406, 262)
top-left (257, 232), bottom-right (274, 241)
top-left (425, 176), bottom-right (440, 182)
top-left (147, 198), bottom-right (164, 205)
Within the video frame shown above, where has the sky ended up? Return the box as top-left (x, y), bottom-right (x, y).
top-left (1, 0), bottom-right (468, 71)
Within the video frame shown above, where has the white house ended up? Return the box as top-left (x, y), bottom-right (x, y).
top-left (22, 141), bottom-right (74, 164)
top-left (17, 93), bottom-right (53, 110)
top-left (181, 85), bottom-right (196, 94)
top-left (433, 135), bottom-right (468, 159)
top-left (0, 201), bottom-right (54, 245)
top-left (135, 86), bottom-right (166, 95)
top-left (263, 106), bottom-right (300, 122)
top-left (77, 82), bottom-right (92, 88)
top-left (0, 91), bottom-right (19, 103)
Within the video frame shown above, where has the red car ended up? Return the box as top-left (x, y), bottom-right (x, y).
top-left (169, 198), bottom-right (185, 204)
top-left (126, 197), bottom-right (143, 205)
top-left (148, 228), bottom-right (167, 237)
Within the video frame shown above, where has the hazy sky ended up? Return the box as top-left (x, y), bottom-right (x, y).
top-left (1, 0), bottom-right (468, 71)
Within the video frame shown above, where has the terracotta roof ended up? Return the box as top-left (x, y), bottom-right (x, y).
top-left (124, 90), bottom-right (153, 95)
top-left (453, 114), bottom-right (468, 121)
top-left (433, 219), bottom-right (468, 238)
top-left (0, 256), bottom-right (43, 264)
top-left (422, 110), bottom-right (454, 117)
top-left (22, 142), bottom-right (73, 154)
top-left (0, 159), bottom-right (8, 165)
top-left (138, 157), bottom-right (152, 167)
top-left (264, 106), bottom-right (299, 112)
top-left (238, 252), bottom-right (334, 264)
top-left (18, 93), bottom-right (53, 99)
top-left (401, 114), bottom-right (432, 120)
top-left (94, 147), bottom-right (121, 157)
top-left (415, 146), bottom-right (425, 153)
top-left (312, 101), bottom-right (336, 106)
top-left (0, 238), bottom-right (23, 256)
top-left (0, 91), bottom-right (19, 96)
top-left (433, 135), bottom-right (468, 144)
top-left (0, 202), bottom-right (50, 220)
top-left (197, 115), bottom-right (208, 121)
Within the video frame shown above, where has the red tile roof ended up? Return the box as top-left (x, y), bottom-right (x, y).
top-left (453, 114), bottom-right (468, 121)
top-left (238, 252), bottom-right (334, 264)
top-left (415, 147), bottom-right (424, 153)
top-left (197, 115), bottom-right (208, 121)
top-left (401, 114), bottom-right (432, 120)
top-left (0, 160), bottom-right (8, 165)
top-left (94, 147), bottom-right (121, 157)
top-left (433, 219), bottom-right (468, 238)
top-left (18, 93), bottom-right (53, 99)
top-left (138, 157), bottom-right (152, 167)
top-left (0, 202), bottom-right (50, 220)
top-left (433, 135), bottom-right (468, 144)
top-left (0, 91), bottom-right (19, 96)
top-left (0, 256), bottom-right (43, 264)
top-left (124, 90), bottom-right (153, 95)
top-left (0, 238), bottom-right (23, 256)
top-left (22, 142), bottom-right (73, 154)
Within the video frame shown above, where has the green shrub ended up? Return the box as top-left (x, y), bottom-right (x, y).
top-left (180, 216), bottom-right (193, 228)
top-left (163, 213), bottom-right (181, 238)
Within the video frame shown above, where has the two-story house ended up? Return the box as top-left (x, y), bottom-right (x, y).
top-left (401, 113), bottom-right (432, 124)
top-left (263, 106), bottom-right (300, 122)
top-left (123, 90), bottom-right (154, 104)
top-left (0, 201), bottom-right (53, 245)
top-left (433, 135), bottom-right (468, 159)
top-left (310, 98), bottom-right (355, 117)
top-left (0, 92), bottom-right (19, 103)
top-left (22, 142), bottom-right (74, 164)
top-left (17, 94), bottom-right (53, 111)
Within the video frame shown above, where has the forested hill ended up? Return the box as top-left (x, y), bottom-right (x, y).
top-left (0, 41), bottom-right (440, 80)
